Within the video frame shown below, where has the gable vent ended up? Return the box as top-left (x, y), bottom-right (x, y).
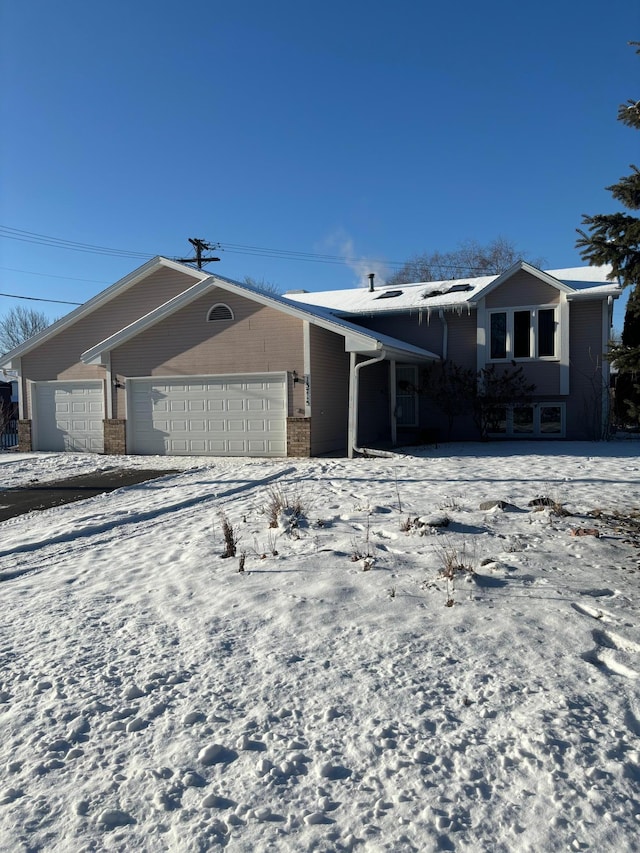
top-left (207, 303), bottom-right (234, 322)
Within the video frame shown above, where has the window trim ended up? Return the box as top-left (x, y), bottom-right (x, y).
top-left (207, 303), bottom-right (234, 322)
top-left (486, 402), bottom-right (566, 438)
top-left (487, 305), bottom-right (559, 362)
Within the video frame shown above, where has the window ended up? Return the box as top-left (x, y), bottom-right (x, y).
top-left (488, 307), bottom-right (556, 361)
top-left (538, 309), bottom-right (555, 357)
top-left (490, 313), bottom-right (507, 359)
top-left (207, 304), bottom-right (234, 322)
top-left (486, 403), bottom-right (565, 437)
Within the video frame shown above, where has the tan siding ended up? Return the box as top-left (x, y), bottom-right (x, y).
top-left (20, 267), bottom-right (198, 416)
top-left (112, 288), bottom-right (305, 418)
top-left (485, 271), bottom-right (560, 308)
top-left (567, 300), bottom-right (608, 439)
top-left (309, 326), bottom-right (349, 455)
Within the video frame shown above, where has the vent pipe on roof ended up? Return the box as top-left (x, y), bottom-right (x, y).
top-left (368, 273), bottom-right (375, 292)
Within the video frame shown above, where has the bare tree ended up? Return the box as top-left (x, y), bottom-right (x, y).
top-left (387, 237), bottom-right (546, 286)
top-left (0, 306), bottom-right (51, 356)
top-left (243, 276), bottom-right (281, 296)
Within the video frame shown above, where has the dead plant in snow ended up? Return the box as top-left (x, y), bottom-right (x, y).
top-left (436, 539), bottom-right (475, 606)
top-left (265, 486), bottom-right (306, 530)
top-left (219, 511), bottom-right (238, 558)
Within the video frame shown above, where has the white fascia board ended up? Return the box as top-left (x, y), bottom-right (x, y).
top-left (566, 288), bottom-right (622, 301)
top-left (0, 257), bottom-right (209, 367)
top-left (82, 273), bottom-right (440, 366)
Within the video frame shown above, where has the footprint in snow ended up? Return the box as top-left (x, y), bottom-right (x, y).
top-left (582, 628), bottom-right (640, 679)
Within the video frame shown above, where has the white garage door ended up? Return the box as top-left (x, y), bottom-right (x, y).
top-left (128, 374), bottom-right (287, 456)
top-left (33, 380), bottom-right (105, 452)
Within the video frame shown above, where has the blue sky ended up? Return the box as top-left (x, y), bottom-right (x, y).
top-left (0, 0), bottom-right (637, 329)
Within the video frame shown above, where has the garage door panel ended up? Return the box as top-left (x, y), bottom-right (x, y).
top-left (34, 381), bottom-right (104, 453)
top-left (129, 374), bottom-right (286, 456)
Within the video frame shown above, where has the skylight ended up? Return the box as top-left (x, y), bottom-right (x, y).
top-left (375, 290), bottom-right (403, 300)
top-left (422, 283), bottom-right (473, 299)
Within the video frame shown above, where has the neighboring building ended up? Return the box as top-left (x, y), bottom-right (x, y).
top-left (0, 257), bottom-right (620, 457)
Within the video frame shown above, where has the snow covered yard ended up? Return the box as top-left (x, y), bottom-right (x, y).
top-left (1, 442), bottom-right (640, 853)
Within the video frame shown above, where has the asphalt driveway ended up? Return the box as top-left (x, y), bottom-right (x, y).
top-left (0, 469), bottom-right (179, 523)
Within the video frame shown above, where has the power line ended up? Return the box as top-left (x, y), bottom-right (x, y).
top-left (0, 226), bottom-right (154, 260)
top-left (0, 292), bottom-right (82, 306)
top-left (0, 224), bottom-right (506, 276)
top-left (0, 266), bottom-right (110, 284)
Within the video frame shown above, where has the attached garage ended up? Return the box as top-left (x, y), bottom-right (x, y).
top-left (32, 380), bottom-right (105, 452)
top-left (127, 373), bottom-right (287, 456)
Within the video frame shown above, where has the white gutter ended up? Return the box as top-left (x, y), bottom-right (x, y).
top-left (348, 349), bottom-right (387, 459)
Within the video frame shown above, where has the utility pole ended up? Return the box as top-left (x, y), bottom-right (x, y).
top-left (176, 238), bottom-right (220, 269)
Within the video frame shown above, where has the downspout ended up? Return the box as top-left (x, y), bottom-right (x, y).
top-left (439, 310), bottom-right (448, 360)
top-left (603, 295), bottom-right (614, 436)
top-left (348, 349), bottom-right (387, 458)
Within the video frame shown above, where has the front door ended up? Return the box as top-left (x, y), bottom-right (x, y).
top-left (396, 365), bottom-right (418, 427)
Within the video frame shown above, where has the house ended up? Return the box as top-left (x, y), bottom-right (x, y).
top-left (0, 370), bottom-right (19, 449)
top-left (0, 370), bottom-right (18, 409)
top-left (0, 257), bottom-right (620, 458)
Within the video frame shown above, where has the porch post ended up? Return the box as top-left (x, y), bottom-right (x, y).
top-left (347, 352), bottom-right (357, 459)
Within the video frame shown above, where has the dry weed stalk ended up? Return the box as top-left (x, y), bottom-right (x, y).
top-left (219, 511), bottom-right (238, 558)
top-left (436, 539), bottom-right (475, 606)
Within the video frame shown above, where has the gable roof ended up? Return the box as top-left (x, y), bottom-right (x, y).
top-left (284, 261), bottom-right (621, 316)
top-left (0, 257), bottom-right (209, 367)
top-left (81, 267), bottom-right (439, 366)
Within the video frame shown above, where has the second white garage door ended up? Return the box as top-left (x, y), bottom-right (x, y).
top-left (128, 374), bottom-right (287, 456)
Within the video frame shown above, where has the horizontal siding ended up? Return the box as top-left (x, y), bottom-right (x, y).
top-left (445, 310), bottom-right (477, 370)
top-left (357, 312), bottom-right (445, 354)
top-left (112, 288), bottom-right (305, 418)
top-left (567, 300), bottom-right (608, 439)
top-left (520, 362), bottom-right (560, 396)
top-left (485, 271), bottom-right (560, 308)
top-left (309, 326), bottom-right (349, 455)
top-left (21, 267), bottom-right (198, 416)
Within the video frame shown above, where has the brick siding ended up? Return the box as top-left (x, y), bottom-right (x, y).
top-left (287, 417), bottom-right (311, 457)
top-left (103, 419), bottom-right (126, 455)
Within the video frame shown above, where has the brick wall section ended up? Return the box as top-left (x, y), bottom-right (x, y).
top-left (18, 419), bottom-right (32, 452)
top-left (103, 419), bottom-right (126, 455)
top-left (287, 417), bottom-right (311, 457)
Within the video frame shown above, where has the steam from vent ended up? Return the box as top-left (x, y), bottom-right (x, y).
top-left (320, 230), bottom-right (389, 288)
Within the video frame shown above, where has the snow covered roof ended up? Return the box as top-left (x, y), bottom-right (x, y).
top-left (285, 262), bottom-right (621, 316)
